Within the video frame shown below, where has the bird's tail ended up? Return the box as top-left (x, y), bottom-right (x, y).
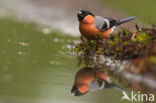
top-left (111, 83), bottom-right (128, 92)
top-left (115, 16), bottom-right (136, 26)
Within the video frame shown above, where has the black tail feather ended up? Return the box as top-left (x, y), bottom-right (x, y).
top-left (115, 16), bottom-right (137, 26)
top-left (111, 83), bottom-right (128, 92)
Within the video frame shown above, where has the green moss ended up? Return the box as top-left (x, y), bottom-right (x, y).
top-left (89, 40), bottom-right (97, 46)
top-left (97, 32), bottom-right (102, 38)
top-left (72, 24), bottom-right (156, 96)
top-left (149, 56), bottom-right (156, 64)
top-left (123, 41), bottom-right (129, 45)
top-left (72, 24), bottom-right (156, 62)
top-left (123, 30), bottom-right (129, 36)
top-left (133, 33), bottom-right (152, 44)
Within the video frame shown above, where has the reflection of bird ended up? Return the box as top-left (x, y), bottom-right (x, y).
top-left (71, 67), bottom-right (126, 96)
top-left (77, 10), bottom-right (136, 40)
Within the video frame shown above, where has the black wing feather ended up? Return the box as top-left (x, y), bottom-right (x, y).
top-left (95, 16), bottom-right (117, 32)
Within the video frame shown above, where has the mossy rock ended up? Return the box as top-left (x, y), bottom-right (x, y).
top-left (71, 24), bottom-right (156, 94)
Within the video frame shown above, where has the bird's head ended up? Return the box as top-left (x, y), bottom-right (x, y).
top-left (71, 79), bottom-right (106, 96)
top-left (71, 84), bottom-right (89, 96)
top-left (77, 10), bottom-right (95, 22)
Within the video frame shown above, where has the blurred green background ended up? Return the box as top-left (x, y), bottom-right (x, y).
top-left (0, 19), bottom-right (127, 103)
top-left (0, 0), bottom-right (155, 103)
top-left (104, 0), bottom-right (156, 24)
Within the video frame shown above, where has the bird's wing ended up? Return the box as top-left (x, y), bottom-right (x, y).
top-left (94, 16), bottom-right (117, 32)
top-left (89, 80), bottom-right (104, 91)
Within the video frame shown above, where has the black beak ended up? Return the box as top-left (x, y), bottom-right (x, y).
top-left (71, 85), bottom-right (86, 96)
top-left (77, 11), bottom-right (84, 21)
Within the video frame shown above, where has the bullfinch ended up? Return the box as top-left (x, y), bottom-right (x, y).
top-left (71, 67), bottom-right (126, 96)
top-left (77, 10), bottom-right (136, 40)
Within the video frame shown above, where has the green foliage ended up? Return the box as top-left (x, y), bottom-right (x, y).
top-left (89, 40), bottom-right (97, 46)
top-left (135, 23), bottom-right (140, 31)
top-left (72, 24), bottom-right (156, 64)
top-left (97, 33), bottom-right (102, 38)
top-left (150, 56), bottom-right (156, 64)
top-left (72, 24), bottom-right (156, 96)
top-left (133, 33), bottom-right (152, 44)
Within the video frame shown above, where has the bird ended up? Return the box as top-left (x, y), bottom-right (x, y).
top-left (77, 10), bottom-right (136, 40)
top-left (71, 67), bottom-right (126, 96)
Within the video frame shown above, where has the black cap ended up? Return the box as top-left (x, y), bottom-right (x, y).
top-left (77, 10), bottom-right (95, 21)
top-left (71, 85), bottom-right (87, 96)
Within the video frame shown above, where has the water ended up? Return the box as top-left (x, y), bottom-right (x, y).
top-left (0, 19), bottom-right (128, 103)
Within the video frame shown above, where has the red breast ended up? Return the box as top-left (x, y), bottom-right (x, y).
top-left (74, 67), bottom-right (94, 93)
top-left (96, 71), bottom-right (109, 82)
top-left (74, 67), bottom-right (110, 93)
top-left (101, 28), bottom-right (113, 38)
top-left (79, 15), bottom-right (100, 40)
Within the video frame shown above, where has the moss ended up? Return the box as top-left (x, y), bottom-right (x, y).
top-left (89, 40), bottom-right (96, 46)
top-left (133, 32), bottom-right (152, 44)
top-left (149, 56), bottom-right (156, 64)
top-left (97, 32), bottom-right (102, 38)
top-left (123, 41), bottom-right (129, 45)
top-left (74, 26), bottom-right (155, 61)
top-left (71, 24), bottom-right (156, 95)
